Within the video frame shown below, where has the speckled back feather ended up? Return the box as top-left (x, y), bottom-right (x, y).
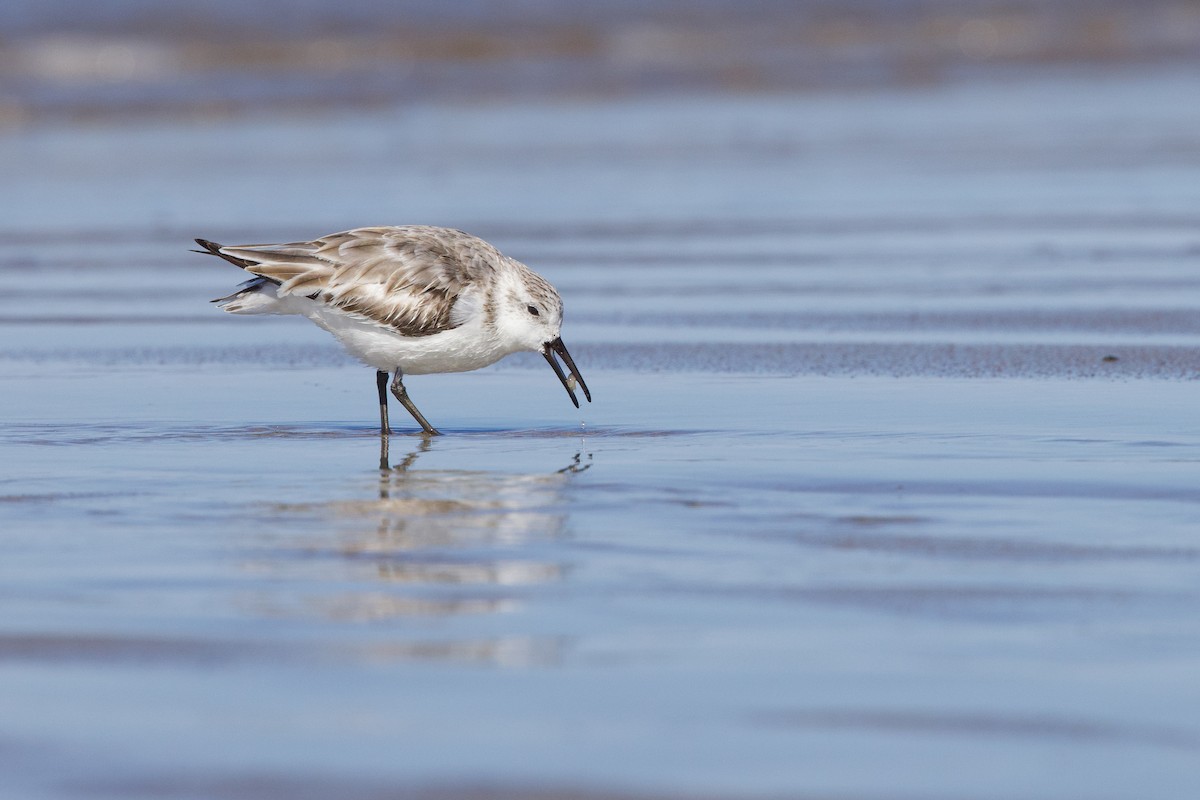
top-left (206, 226), bottom-right (509, 337)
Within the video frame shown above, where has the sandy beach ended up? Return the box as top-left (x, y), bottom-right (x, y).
top-left (2, 3), bottom-right (1199, 798)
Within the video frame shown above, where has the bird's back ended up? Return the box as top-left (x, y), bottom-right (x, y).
top-left (207, 226), bottom-right (505, 338)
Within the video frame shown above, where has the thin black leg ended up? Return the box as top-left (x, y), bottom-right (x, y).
top-left (376, 370), bottom-right (391, 436)
top-left (377, 370), bottom-right (391, 469)
top-left (390, 370), bottom-right (441, 436)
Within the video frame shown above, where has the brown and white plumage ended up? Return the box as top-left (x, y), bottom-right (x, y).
top-left (195, 225), bottom-right (590, 435)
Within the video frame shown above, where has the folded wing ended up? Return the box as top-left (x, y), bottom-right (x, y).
top-left (208, 226), bottom-right (497, 337)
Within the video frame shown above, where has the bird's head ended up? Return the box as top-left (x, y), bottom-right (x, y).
top-left (496, 263), bottom-right (591, 409)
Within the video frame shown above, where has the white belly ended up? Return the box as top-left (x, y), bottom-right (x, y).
top-left (305, 303), bottom-right (514, 374)
top-left (220, 281), bottom-right (527, 374)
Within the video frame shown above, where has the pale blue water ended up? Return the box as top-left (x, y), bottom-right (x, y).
top-left (2, 64), bottom-right (1200, 799)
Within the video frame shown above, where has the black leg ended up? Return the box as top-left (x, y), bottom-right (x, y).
top-left (377, 370), bottom-right (392, 469)
top-left (390, 370), bottom-right (441, 436)
top-left (376, 370), bottom-right (391, 436)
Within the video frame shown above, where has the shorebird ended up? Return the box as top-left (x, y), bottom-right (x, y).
top-left (195, 226), bottom-right (590, 435)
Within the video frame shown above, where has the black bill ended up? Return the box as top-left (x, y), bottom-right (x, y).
top-left (542, 337), bottom-right (592, 409)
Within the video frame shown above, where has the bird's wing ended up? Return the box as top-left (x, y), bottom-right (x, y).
top-left (215, 226), bottom-right (499, 337)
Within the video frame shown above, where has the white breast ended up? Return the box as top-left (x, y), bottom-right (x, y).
top-left (303, 300), bottom-right (514, 375)
top-left (219, 278), bottom-right (525, 375)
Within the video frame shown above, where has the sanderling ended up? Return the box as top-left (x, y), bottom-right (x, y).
top-left (195, 225), bottom-right (590, 436)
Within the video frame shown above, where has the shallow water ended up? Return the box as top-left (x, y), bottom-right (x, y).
top-left (2, 64), bottom-right (1200, 798)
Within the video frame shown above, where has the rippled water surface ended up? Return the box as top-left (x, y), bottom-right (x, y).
top-left (2, 58), bottom-right (1200, 799)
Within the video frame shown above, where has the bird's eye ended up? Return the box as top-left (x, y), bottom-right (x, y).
top-left (527, 305), bottom-right (540, 316)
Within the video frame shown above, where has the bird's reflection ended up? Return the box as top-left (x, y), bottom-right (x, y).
top-left (248, 435), bottom-right (593, 667)
top-left (365, 437), bottom-right (590, 553)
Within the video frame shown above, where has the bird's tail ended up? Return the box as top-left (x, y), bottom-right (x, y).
top-left (212, 277), bottom-right (282, 314)
top-left (193, 237), bottom-right (259, 268)
top-left (197, 237), bottom-right (285, 314)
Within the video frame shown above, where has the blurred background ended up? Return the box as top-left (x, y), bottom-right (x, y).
top-left (2, 0), bottom-right (1198, 256)
top-left (3, 0), bottom-right (1199, 121)
top-left (3, 3), bottom-right (1200, 800)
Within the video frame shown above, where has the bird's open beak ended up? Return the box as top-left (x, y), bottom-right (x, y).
top-left (542, 337), bottom-right (591, 408)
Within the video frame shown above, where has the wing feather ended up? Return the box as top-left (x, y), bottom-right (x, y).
top-left (211, 226), bottom-right (500, 337)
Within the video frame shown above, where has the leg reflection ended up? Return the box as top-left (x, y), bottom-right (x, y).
top-left (379, 436), bottom-right (433, 498)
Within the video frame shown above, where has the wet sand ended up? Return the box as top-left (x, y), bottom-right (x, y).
top-left (2, 45), bottom-right (1200, 800)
